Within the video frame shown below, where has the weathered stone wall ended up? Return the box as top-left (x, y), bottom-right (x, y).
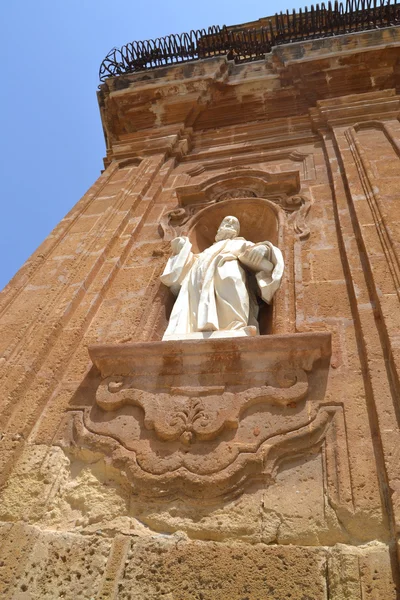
top-left (1, 26), bottom-right (400, 599)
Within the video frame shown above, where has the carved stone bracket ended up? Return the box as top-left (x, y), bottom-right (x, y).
top-left (57, 333), bottom-right (333, 501)
top-left (95, 367), bottom-right (308, 445)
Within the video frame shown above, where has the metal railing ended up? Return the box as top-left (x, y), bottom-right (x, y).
top-left (99, 0), bottom-right (400, 81)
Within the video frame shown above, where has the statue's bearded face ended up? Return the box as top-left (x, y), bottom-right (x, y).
top-left (215, 216), bottom-right (240, 242)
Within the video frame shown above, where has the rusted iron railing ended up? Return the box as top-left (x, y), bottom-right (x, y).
top-left (99, 0), bottom-right (400, 81)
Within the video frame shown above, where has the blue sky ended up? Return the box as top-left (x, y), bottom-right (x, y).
top-left (0, 0), bottom-right (306, 290)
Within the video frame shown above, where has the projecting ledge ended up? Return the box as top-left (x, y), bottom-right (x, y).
top-left (88, 331), bottom-right (331, 384)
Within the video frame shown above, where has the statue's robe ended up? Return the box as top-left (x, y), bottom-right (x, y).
top-left (160, 236), bottom-right (284, 338)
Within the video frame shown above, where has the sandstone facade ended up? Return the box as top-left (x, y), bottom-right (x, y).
top-left (1, 23), bottom-right (400, 599)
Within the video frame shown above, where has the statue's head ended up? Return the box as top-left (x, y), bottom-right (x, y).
top-left (215, 216), bottom-right (240, 242)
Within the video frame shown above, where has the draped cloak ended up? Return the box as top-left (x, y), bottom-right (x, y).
top-left (160, 236), bottom-right (284, 338)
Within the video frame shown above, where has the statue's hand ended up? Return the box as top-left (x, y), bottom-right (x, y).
top-left (243, 245), bottom-right (267, 270)
top-left (170, 236), bottom-right (186, 255)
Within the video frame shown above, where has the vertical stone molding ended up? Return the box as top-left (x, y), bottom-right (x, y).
top-left (311, 90), bottom-right (400, 571)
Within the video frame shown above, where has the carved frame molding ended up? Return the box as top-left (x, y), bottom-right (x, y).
top-left (159, 168), bottom-right (311, 241)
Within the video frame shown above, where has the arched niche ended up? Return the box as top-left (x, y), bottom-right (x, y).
top-left (161, 197), bottom-right (286, 337)
top-left (155, 174), bottom-right (300, 341)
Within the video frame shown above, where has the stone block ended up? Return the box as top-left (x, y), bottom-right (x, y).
top-left (0, 525), bottom-right (111, 599)
top-left (310, 248), bottom-right (345, 282)
top-left (120, 539), bottom-right (327, 600)
top-left (303, 281), bottom-right (352, 319)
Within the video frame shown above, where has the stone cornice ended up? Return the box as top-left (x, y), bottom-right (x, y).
top-left (98, 27), bottom-right (400, 162)
top-left (309, 89), bottom-right (400, 131)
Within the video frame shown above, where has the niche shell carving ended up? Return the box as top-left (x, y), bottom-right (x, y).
top-left (159, 181), bottom-right (311, 241)
top-left (58, 333), bottom-right (334, 501)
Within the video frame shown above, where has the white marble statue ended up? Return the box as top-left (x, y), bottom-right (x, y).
top-left (160, 215), bottom-right (284, 340)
